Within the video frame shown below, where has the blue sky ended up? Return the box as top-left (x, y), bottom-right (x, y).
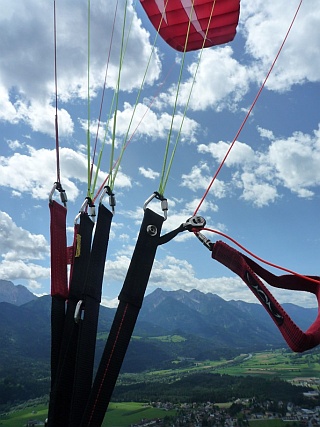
top-left (0, 0), bottom-right (319, 308)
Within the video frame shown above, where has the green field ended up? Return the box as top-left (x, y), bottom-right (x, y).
top-left (104, 402), bottom-right (176, 426)
top-left (0, 405), bottom-right (48, 427)
top-left (0, 402), bottom-right (176, 427)
top-left (117, 348), bottom-right (320, 388)
top-left (210, 350), bottom-right (320, 380)
top-left (2, 349), bottom-right (319, 426)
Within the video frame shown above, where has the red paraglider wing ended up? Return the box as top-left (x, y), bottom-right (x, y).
top-left (140, 0), bottom-right (240, 52)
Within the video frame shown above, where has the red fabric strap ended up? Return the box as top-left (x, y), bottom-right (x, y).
top-left (212, 240), bottom-right (320, 352)
top-left (49, 201), bottom-right (69, 299)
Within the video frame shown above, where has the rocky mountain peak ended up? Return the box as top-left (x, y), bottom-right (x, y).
top-left (0, 280), bottom-right (37, 305)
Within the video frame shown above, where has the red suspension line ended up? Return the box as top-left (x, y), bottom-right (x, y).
top-left (53, 0), bottom-right (61, 185)
top-left (204, 227), bottom-right (320, 286)
top-left (194, 0), bottom-right (304, 215)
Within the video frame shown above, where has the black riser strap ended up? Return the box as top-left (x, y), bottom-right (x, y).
top-left (47, 213), bottom-right (94, 427)
top-left (69, 205), bottom-right (113, 427)
top-left (80, 208), bottom-right (164, 427)
top-left (80, 301), bottom-right (138, 427)
top-left (50, 297), bottom-right (66, 388)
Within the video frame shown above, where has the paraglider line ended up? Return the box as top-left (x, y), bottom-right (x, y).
top-left (161, 0), bottom-right (218, 194)
top-left (203, 226), bottom-right (320, 285)
top-left (53, 0), bottom-right (61, 185)
top-left (89, 0), bottom-right (120, 193)
top-left (194, 0), bottom-right (304, 215)
top-left (92, 60), bottom-right (176, 203)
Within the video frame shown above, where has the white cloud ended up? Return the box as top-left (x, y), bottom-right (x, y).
top-left (0, 146), bottom-right (132, 201)
top-left (0, 211), bottom-right (49, 261)
top-left (110, 102), bottom-right (200, 144)
top-left (101, 296), bottom-right (119, 308)
top-left (181, 162), bottom-right (227, 199)
top-left (101, 248), bottom-right (318, 308)
top-left (267, 129), bottom-right (320, 197)
top-left (240, 0), bottom-right (320, 91)
top-left (0, 85), bottom-right (18, 122)
top-left (239, 172), bottom-right (279, 207)
top-left (7, 139), bottom-right (23, 150)
top-left (25, 103), bottom-right (74, 137)
top-left (198, 140), bottom-right (255, 166)
top-left (139, 166), bottom-right (160, 180)
top-left (0, 260), bottom-right (49, 288)
top-left (0, 211), bottom-right (50, 286)
top-left (1, 1), bottom-right (319, 308)
top-left (147, 255), bottom-right (318, 308)
top-left (257, 126), bottom-right (275, 141)
top-left (159, 47), bottom-right (252, 112)
top-left (103, 255), bottom-right (130, 284)
top-left (192, 125), bottom-right (320, 206)
top-left (0, 0), bottom-right (161, 135)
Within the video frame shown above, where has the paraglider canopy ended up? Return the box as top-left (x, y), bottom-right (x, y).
top-left (140, 0), bottom-right (240, 51)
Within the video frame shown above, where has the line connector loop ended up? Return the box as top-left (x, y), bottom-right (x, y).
top-left (143, 191), bottom-right (168, 220)
top-left (49, 182), bottom-right (68, 207)
top-left (183, 215), bottom-right (206, 231)
top-left (99, 185), bottom-right (116, 215)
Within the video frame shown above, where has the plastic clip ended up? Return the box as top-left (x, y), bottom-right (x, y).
top-left (100, 186), bottom-right (116, 215)
top-left (143, 192), bottom-right (168, 220)
top-left (49, 182), bottom-right (68, 207)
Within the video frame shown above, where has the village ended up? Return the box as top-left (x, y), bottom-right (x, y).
top-left (131, 395), bottom-right (320, 427)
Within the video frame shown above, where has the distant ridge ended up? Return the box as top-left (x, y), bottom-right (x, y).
top-left (0, 284), bottom-right (318, 407)
top-left (140, 288), bottom-right (318, 349)
top-left (0, 279), bottom-right (37, 305)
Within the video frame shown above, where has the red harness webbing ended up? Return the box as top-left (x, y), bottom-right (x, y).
top-left (212, 240), bottom-right (320, 352)
top-left (50, 200), bottom-right (69, 299)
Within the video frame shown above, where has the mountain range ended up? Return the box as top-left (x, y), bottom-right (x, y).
top-left (0, 280), bottom-right (318, 406)
top-left (0, 279), bottom-right (37, 305)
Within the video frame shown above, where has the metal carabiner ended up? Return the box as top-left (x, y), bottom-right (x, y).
top-left (99, 186), bottom-right (116, 215)
top-left (143, 192), bottom-right (168, 220)
top-left (74, 300), bottom-right (83, 323)
top-left (49, 182), bottom-right (68, 207)
top-left (74, 197), bottom-right (93, 225)
top-left (74, 197), bottom-right (88, 225)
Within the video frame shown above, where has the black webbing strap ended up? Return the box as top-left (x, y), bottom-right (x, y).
top-left (50, 297), bottom-right (66, 389)
top-left (80, 208), bottom-right (164, 427)
top-left (47, 212), bottom-right (94, 427)
top-left (68, 204), bottom-right (113, 427)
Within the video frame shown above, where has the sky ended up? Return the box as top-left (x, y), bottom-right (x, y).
top-left (0, 0), bottom-right (319, 310)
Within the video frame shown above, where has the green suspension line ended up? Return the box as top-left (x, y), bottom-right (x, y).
top-left (161, 0), bottom-right (218, 193)
top-left (91, 0), bottom-right (168, 197)
top-left (106, 0), bottom-right (129, 193)
top-left (89, 0), bottom-right (213, 201)
top-left (157, 1), bottom-right (196, 197)
top-left (110, 0), bottom-right (167, 191)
